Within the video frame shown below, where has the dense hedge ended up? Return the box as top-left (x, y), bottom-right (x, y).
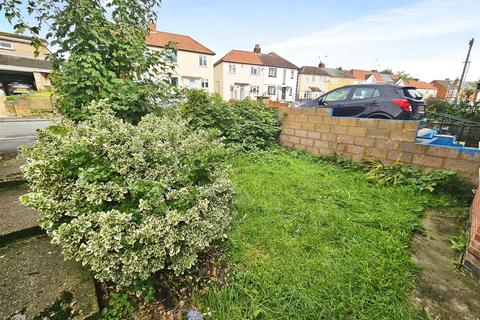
top-left (426, 98), bottom-right (480, 122)
top-left (180, 89), bottom-right (282, 150)
top-left (20, 104), bottom-right (234, 287)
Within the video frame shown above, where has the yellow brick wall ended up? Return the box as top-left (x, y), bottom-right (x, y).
top-left (279, 108), bottom-right (480, 182)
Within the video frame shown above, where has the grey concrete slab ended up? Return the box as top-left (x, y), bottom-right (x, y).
top-left (0, 182), bottom-right (39, 241)
top-left (0, 236), bottom-right (99, 319)
top-left (0, 156), bottom-right (25, 182)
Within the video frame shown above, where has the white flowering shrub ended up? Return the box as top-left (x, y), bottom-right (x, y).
top-left (20, 107), bottom-right (234, 287)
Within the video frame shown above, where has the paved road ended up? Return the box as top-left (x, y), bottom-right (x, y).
top-left (0, 118), bottom-right (56, 154)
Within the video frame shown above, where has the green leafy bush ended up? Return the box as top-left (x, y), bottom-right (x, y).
top-left (101, 293), bottom-right (134, 320)
top-left (20, 104), bottom-right (234, 288)
top-left (180, 89), bottom-right (281, 150)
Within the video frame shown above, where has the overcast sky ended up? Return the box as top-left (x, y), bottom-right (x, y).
top-left (1, 0), bottom-right (479, 82)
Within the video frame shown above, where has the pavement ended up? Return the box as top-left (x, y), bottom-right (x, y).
top-left (0, 117), bottom-right (57, 154)
top-left (0, 180), bottom-right (99, 319)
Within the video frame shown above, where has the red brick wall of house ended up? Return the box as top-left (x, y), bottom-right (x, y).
top-left (431, 82), bottom-right (447, 99)
top-left (465, 183), bottom-right (480, 275)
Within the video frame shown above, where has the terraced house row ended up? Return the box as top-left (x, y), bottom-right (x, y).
top-left (0, 22), bottom-right (452, 103)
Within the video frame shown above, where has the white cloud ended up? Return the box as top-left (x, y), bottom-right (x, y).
top-left (265, 0), bottom-right (480, 81)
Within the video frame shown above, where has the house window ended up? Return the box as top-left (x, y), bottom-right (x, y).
top-left (250, 85), bottom-right (259, 93)
top-left (228, 64), bottom-right (236, 74)
top-left (171, 52), bottom-right (177, 63)
top-left (306, 76), bottom-right (309, 81)
top-left (288, 88), bottom-right (292, 96)
top-left (312, 76), bottom-right (316, 82)
top-left (251, 67), bottom-right (259, 75)
top-left (268, 86), bottom-right (276, 95)
top-left (0, 42), bottom-right (13, 50)
top-left (268, 68), bottom-right (277, 77)
top-left (201, 78), bottom-right (209, 89)
top-left (186, 78), bottom-right (197, 88)
top-left (291, 70), bottom-right (294, 79)
top-left (199, 55), bottom-right (207, 67)
top-left (171, 77), bottom-right (178, 86)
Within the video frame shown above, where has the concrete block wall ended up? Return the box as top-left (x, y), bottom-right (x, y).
top-left (278, 107), bottom-right (480, 181)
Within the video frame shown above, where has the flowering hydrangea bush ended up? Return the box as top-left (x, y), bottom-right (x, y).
top-left (20, 106), bottom-right (234, 287)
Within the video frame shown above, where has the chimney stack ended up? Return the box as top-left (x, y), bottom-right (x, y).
top-left (318, 62), bottom-right (325, 68)
top-left (254, 44), bottom-right (261, 54)
top-left (148, 19), bottom-right (156, 31)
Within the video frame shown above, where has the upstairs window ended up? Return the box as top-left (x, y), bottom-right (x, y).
top-left (171, 52), bottom-right (177, 63)
top-left (0, 42), bottom-right (13, 50)
top-left (291, 70), bottom-right (294, 79)
top-left (251, 67), bottom-right (259, 75)
top-left (171, 77), bottom-right (178, 87)
top-left (228, 64), bottom-right (236, 73)
top-left (199, 55), bottom-right (207, 67)
top-left (268, 68), bottom-right (277, 77)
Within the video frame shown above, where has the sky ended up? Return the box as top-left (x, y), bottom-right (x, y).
top-left (1, 0), bottom-right (479, 82)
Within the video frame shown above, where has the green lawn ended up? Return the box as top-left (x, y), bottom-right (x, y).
top-left (193, 148), bottom-right (446, 320)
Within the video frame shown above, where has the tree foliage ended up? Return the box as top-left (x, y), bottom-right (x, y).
top-left (0, 0), bottom-right (175, 122)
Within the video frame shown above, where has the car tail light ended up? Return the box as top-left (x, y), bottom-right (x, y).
top-left (392, 99), bottom-right (412, 112)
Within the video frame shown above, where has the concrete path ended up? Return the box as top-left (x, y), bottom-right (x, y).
top-left (413, 210), bottom-right (480, 319)
top-left (0, 180), bottom-right (99, 318)
top-left (0, 182), bottom-right (40, 244)
top-left (0, 236), bottom-right (98, 319)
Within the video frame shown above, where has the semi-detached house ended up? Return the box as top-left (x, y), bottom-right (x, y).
top-left (214, 45), bottom-right (298, 103)
top-left (146, 22), bottom-right (215, 92)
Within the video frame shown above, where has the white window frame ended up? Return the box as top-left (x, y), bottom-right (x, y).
top-left (268, 68), bottom-right (277, 78)
top-left (228, 64), bottom-right (236, 74)
top-left (291, 70), bottom-right (294, 79)
top-left (199, 55), bottom-right (207, 67)
top-left (0, 42), bottom-right (13, 50)
top-left (251, 67), bottom-right (259, 76)
top-left (201, 78), bottom-right (209, 89)
top-left (171, 77), bottom-right (178, 87)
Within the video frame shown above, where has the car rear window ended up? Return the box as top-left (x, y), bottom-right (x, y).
top-left (402, 88), bottom-right (423, 99)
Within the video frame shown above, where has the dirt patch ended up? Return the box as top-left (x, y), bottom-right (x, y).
top-left (413, 210), bottom-right (480, 320)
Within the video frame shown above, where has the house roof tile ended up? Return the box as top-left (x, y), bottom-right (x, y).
top-left (299, 66), bottom-right (353, 78)
top-left (146, 31), bottom-right (215, 55)
top-left (215, 50), bottom-right (298, 69)
top-left (401, 79), bottom-right (437, 90)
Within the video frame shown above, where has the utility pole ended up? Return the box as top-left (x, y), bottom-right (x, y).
top-left (455, 38), bottom-right (474, 105)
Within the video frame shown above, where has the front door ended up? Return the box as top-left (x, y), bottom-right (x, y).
top-left (239, 85), bottom-right (245, 100)
top-left (281, 87), bottom-right (287, 100)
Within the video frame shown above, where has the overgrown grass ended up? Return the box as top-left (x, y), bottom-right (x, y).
top-left (193, 148), bottom-right (455, 319)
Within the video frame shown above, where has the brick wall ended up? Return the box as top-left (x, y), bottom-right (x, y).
top-left (465, 183), bottom-right (480, 276)
top-left (279, 107), bottom-right (480, 181)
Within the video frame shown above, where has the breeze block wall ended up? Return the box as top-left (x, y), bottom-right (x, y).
top-left (278, 107), bottom-right (480, 181)
top-left (465, 183), bottom-right (480, 276)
